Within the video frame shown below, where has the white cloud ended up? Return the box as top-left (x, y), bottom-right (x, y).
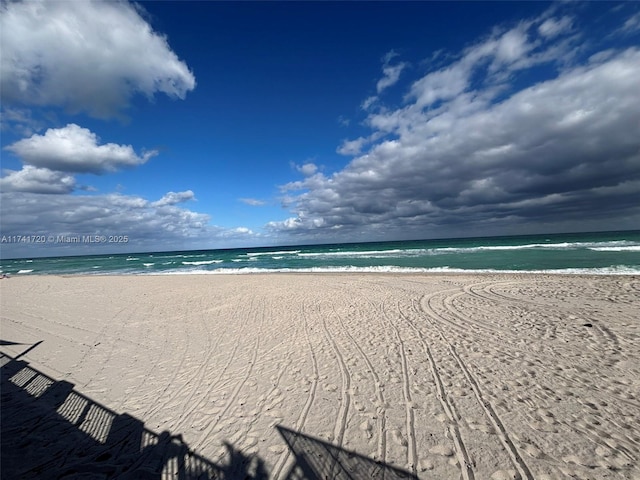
top-left (230, 227), bottom-right (253, 235)
top-left (295, 162), bottom-right (319, 176)
top-left (0, 166), bottom-right (76, 194)
top-left (152, 190), bottom-right (195, 207)
top-left (240, 198), bottom-right (266, 206)
top-left (621, 12), bottom-right (640, 34)
top-left (406, 16), bottom-right (580, 112)
top-left (361, 96), bottom-right (378, 111)
top-left (4, 124), bottom-right (156, 174)
top-left (494, 26), bottom-right (532, 64)
top-left (376, 50), bottom-right (407, 94)
top-left (538, 16), bottom-right (573, 38)
top-left (364, 51), bottom-right (407, 109)
top-left (0, 0), bottom-right (196, 118)
top-left (337, 137), bottom-right (368, 156)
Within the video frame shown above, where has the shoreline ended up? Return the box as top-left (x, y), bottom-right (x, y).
top-left (3, 268), bottom-right (640, 278)
top-left (2, 273), bottom-right (639, 479)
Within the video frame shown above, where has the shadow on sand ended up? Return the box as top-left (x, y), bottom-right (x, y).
top-left (2, 347), bottom-right (418, 479)
top-left (277, 426), bottom-right (418, 479)
top-left (1, 350), bottom-right (266, 480)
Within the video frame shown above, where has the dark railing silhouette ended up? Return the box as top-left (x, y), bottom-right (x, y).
top-left (2, 344), bottom-right (420, 479)
top-left (277, 426), bottom-right (418, 479)
top-left (1, 349), bottom-right (266, 480)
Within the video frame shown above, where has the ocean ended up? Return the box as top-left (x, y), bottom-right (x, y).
top-left (1, 230), bottom-right (639, 276)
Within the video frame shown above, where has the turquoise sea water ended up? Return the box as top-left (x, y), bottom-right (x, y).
top-left (1, 231), bottom-right (639, 276)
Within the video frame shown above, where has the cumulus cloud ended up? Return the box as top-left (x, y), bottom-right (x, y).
top-left (229, 227), bottom-right (253, 235)
top-left (269, 14), bottom-right (640, 241)
top-left (337, 137), bottom-right (368, 156)
top-left (1, 191), bottom-right (206, 235)
top-left (360, 51), bottom-right (408, 112)
top-left (0, 166), bottom-right (76, 194)
top-left (152, 190), bottom-right (195, 207)
top-left (295, 162), bottom-right (319, 176)
top-left (0, 191), bottom-right (211, 255)
top-left (0, 0), bottom-right (196, 118)
top-left (4, 124), bottom-right (156, 174)
top-left (0, 187), bottom-right (269, 257)
top-left (377, 58), bottom-right (407, 93)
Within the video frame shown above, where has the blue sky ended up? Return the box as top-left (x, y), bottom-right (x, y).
top-left (1, 1), bottom-right (639, 258)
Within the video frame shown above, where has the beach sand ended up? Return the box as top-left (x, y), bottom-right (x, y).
top-left (1, 273), bottom-right (639, 479)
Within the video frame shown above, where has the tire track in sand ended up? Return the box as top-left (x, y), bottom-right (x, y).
top-left (194, 295), bottom-right (265, 450)
top-left (329, 295), bottom-right (387, 464)
top-left (168, 306), bottom-right (244, 434)
top-left (312, 299), bottom-right (352, 480)
top-left (396, 293), bottom-right (476, 480)
top-left (421, 292), bottom-right (535, 480)
top-left (171, 304), bottom-right (227, 433)
top-left (379, 299), bottom-right (417, 475)
top-left (271, 300), bottom-right (320, 480)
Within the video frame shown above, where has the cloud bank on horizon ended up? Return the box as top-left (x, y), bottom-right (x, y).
top-left (273, 13), bottom-right (640, 241)
top-left (1, 0), bottom-right (639, 257)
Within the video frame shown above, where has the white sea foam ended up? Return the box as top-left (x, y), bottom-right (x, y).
top-left (17, 269), bottom-right (34, 274)
top-left (126, 257), bottom-right (140, 261)
top-left (143, 263), bottom-right (154, 267)
top-left (146, 264), bottom-right (640, 276)
top-left (289, 241), bottom-right (640, 257)
top-left (433, 241), bottom-right (640, 254)
top-left (589, 245), bottom-right (640, 252)
top-left (245, 250), bottom-right (301, 257)
top-left (298, 249), bottom-right (406, 257)
top-left (181, 260), bottom-right (223, 266)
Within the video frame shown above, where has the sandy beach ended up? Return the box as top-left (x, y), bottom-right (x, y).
top-left (1, 273), bottom-right (639, 479)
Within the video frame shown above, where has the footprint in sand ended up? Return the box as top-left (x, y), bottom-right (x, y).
top-left (359, 419), bottom-right (373, 439)
top-left (242, 436), bottom-right (258, 448)
top-left (391, 429), bottom-right (408, 447)
top-left (268, 444), bottom-right (285, 454)
top-left (418, 458), bottom-right (434, 471)
top-left (522, 443), bottom-right (543, 459)
top-left (434, 413), bottom-right (449, 424)
top-left (491, 469), bottom-right (518, 479)
top-left (428, 444), bottom-right (454, 457)
top-left (595, 445), bottom-right (614, 457)
top-left (467, 420), bottom-right (495, 435)
top-left (562, 454), bottom-right (598, 468)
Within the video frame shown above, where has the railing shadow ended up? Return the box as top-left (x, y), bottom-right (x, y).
top-left (2, 348), bottom-right (420, 480)
top-left (277, 426), bottom-right (418, 479)
top-left (1, 350), bottom-right (267, 480)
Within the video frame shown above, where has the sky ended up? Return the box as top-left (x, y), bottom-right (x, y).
top-left (1, 0), bottom-right (639, 258)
